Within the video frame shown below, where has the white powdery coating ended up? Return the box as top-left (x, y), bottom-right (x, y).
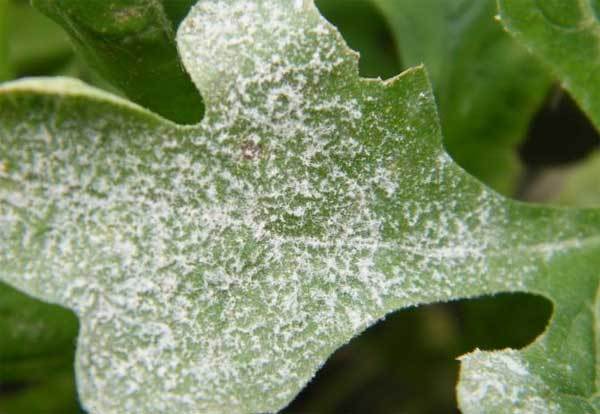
top-left (458, 349), bottom-right (560, 414)
top-left (0, 2), bottom-right (397, 412)
top-left (0, 0), bottom-right (566, 413)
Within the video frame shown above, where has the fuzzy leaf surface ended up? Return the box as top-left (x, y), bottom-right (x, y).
top-left (1, 1), bottom-right (599, 413)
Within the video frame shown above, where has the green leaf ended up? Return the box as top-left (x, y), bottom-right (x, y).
top-left (0, 281), bottom-right (78, 372)
top-left (0, 1), bottom-right (598, 413)
top-left (31, 0), bottom-right (203, 124)
top-left (1, 3), bottom-right (81, 412)
top-left (497, 0), bottom-right (600, 210)
top-left (494, 3), bottom-right (600, 408)
top-left (372, 0), bottom-right (552, 194)
top-left (5, 0), bottom-right (75, 78)
top-left (0, 272), bottom-right (79, 413)
top-left (498, 0), bottom-right (600, 131)
top-left (0, 369), bottom-right (80, 414)
top-left (0, 0), bottom-right (9, 81)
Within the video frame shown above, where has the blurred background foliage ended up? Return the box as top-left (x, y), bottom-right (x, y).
top-left (0, 0), bottom-right (598, 413)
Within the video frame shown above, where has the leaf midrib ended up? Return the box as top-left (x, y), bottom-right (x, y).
top-left (277, 233), bottom-right (600, 259)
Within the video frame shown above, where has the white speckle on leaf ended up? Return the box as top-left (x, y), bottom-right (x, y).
top-left (1, 0), bottom-right (595, 413)
top-left (458, 350), bottom-right (560, 414)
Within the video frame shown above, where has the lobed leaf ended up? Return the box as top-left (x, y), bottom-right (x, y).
top-left (1, 1), bottom-right (599, 413)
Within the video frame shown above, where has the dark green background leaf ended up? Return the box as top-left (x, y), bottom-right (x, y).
top-left (372, 0), bottom-right (552, 194)
top-left (31, 0), bottom-right (203, 124)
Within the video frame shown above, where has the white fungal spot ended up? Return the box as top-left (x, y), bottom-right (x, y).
top-left (1, 1), bottom-right (596, 413)
top-left (458, 350), bottom-right (561, 414)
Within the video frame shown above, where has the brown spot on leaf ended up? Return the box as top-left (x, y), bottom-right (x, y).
top-left (241, 141), bottom-right (263, 160)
